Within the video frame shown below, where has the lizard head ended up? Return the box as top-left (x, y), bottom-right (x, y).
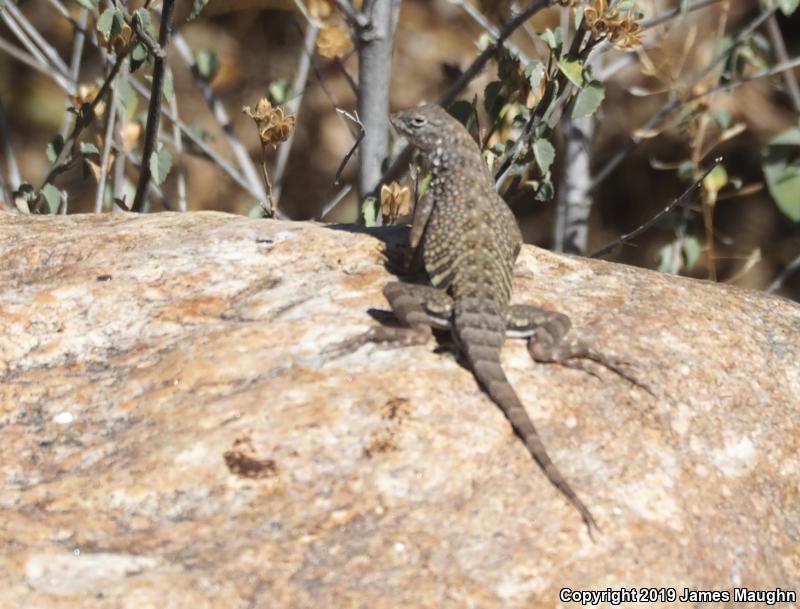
top-left (390, 104), bottom-right (458, 154)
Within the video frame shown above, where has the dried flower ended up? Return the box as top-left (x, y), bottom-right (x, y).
top-left (380, 182), bottom-right (411, 222)
top-left (584, 0), bottom-right (641, 49)
top-left (317, 24), bottom-right (351, 59)
top-left (307, 0), bottom-right (332, 19)
top-left (243, 99), bottom-right (296, 148)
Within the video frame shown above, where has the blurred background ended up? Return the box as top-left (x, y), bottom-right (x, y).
top-left (1, 0), bottom-right (799, 298)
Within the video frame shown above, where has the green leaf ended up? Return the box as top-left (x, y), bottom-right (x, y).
top-left (532, 175), bottom-right (554, 202)
top-left (46, 135), bottom-right (65, 163)
top-left (40, 184), bottom-right (62, 214)
top-left (533, 139), bottom-right (555, 175)
top-left (247, 202), bottom-right (267, 218)
top-left (681, 236), bottom-right (702, 269)
top-left (162, 69), bottom-right (174, 103)
top-left (571, 80), bottom-right (604, 119)
top-left (149, 146), bottom-right (172, 185)
top-left (80, 142), bottom-right (100, 155)
top-left (573, 6), bottom-right (584, 29)
top-left (715, 108), bottom-right (731, 131)
top-left (677, 160), bottom-right (695, 180)
top-left (777, 0), bottom-right (799, 16)
top-left (657, 244), bottom-right (673, 273)
top-left (525, 60), bottom-right (545, 93)
top-left (130, 42), bottom-right (150, 71)
top-left (189, 0), bottom-right (209, 20)
top-left (558, 57), bottom-right (584, 88)
top-left (762, 127), bottom-right (800, 222)
top-left (74, 0), bottom-right (98, 9)
top-left (97, 8), bottom-right (123, 39)
top-left (770, 126), bottom-right (800, 147)
top-left (268, 79), bottom-right (292, 105)
top-left (703, 163), bottom-right (728, 193)
top-left (540, 28), bottom-right (562, 53)
top-left (195, 50), bottom-right (220, 81)
top-left (134, 8), bottom-right (156, 39)
top-left (117, 78), bottom-right (138, 120)
top-left (361, 196), bottom-right (378, 227)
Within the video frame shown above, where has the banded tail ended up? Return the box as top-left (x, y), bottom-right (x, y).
top-left (453, 297), bottom-right (599, 534)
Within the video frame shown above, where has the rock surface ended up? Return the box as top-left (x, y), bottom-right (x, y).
top-left (1, 211), bottom-right (799, 609)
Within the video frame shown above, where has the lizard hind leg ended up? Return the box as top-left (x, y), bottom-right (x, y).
top-left (506, 304), bottom-right (653, 395)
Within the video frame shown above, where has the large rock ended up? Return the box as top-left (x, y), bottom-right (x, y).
top-left (1, 211), bottom-right (798, 608)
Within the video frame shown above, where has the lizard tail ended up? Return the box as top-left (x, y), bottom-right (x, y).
top-left (453, 297), bottom-right (599, 535)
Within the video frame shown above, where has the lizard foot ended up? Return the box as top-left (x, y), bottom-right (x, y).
top-left (324, 325), bottom-right (432, 358)
top-left (529, 336), bottom-right (655, 397)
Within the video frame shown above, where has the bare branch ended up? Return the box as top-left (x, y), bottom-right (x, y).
top-left (380, 0), bottom-right (554, 189)
top-left (590, 6), bottom-right (776, 192)
top-left (131, 0), bottom-right (176, 213)
top-left (170, 31), bottom-right (268, 207)
top-left (41, 48), bottom-right (130, 188)
top-left (765, 14), bottom-right (800, 112)
top-left (94, 79), bottom-right (119, 213)
top-left (0, 95), bottom-right (21, 193)
top-left (590, 157), bottom-right (722, 258)
top-left (353, 0), bottom-right (402, 221)
top-left (448, 0), bottom-right (529, 61)
top-left (131, 0), bottom-right (175, 212)
top-left (3, 2), bottom-right (71, 77)
top-left (273, 21), bottom-right (319, 204)
top-left (333, 108), bottom-right (365, 185)
top-left (767, 253), bottom-right (800, 294)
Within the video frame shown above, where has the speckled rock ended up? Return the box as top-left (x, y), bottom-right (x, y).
top-left (1, 211), bottom-right (799, 609)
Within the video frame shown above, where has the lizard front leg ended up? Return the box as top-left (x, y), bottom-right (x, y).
top-left (506, 304), bottom-right (651, 393)
top-left (328, 283), bottom-right (453, 354)
top-left (405, 191), bottom-right (434, 273)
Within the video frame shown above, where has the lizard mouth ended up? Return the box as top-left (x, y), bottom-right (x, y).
top-left (389, 113), bottom-right (407, 135)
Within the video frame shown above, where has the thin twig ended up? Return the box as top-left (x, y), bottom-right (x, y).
top-left (766, 253), bottom-right (800, 294)
top-left (687, 55), bottom-right (800, 102)
top-left (273, 21), bottom-right (319, 204)
top-left (170, 31), bottom-right (268, 208)
top-left (639, 0), bottom-right (723, 30)
top-left (0, 95), bottom-right (21, 192)
top-left (112, 90), bottom-right (129, 212)
top-left (168, 76), bottom-right (187, 212)
top-left (764, 14), bottom-right (800, 112)
top-left (41, 48), bottom-right (130, 188)
top-left (131, 0), bottom-right (176, 213)
top-left (289, 0), bottom-right (315, 24)
top-left (333, 108), bottom-right (365, 185)
top-left (379, 0), bottom-right (554, 189)
top-left (0, 35), bottom-right (76, 94)
top-left (351, 0), bottom-right (402, 220)
top-left (3, 2), bottom-right (71, 77)
top-left (448, 0), bottom-right (529, 62)
top-left (589, 6), bottom-right (776, 192)
top-left (127, 77), bottom-right (263, 201)
top-left (590, 157), bottom-right (722, 258)
top-left (319, 183), bottom-right (352, 220)
top-left (94, 80), bottom-right (119, 213)
top-left (60, 8), bottom-right (89, 139)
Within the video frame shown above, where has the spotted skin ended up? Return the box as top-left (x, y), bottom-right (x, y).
top-left (343, 105), bottom-right (638, 534)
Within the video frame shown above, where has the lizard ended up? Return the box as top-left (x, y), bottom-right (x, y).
top-left (338, 104), bottom-right (639, 534)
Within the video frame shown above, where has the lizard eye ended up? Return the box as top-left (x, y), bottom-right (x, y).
top-left (409, 115), bottom-right (427, 128)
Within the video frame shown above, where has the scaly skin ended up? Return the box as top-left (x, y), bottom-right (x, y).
top-left (388, 104), bottom-right (598, 532)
